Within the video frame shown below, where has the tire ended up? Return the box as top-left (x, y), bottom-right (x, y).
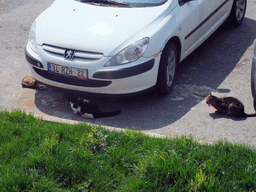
top-left (225, 0), bottom-right (247, 28)
top-left (251, 50), bottom-right (256, 111)
top-left (156, 42), bottom-right (178, 96)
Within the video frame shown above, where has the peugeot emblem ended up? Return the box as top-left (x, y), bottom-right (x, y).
top-left (64, 49), bottom-right (75, 60)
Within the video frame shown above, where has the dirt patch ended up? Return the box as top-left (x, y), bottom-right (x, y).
top-left (9, 88), bottom-right (36, 110)
top-left (20, 97), bottom-right (35, 110)
top-left (235, 58), bottom-right (250, 70)
top-left (172, 84), bottom-right (218, 101)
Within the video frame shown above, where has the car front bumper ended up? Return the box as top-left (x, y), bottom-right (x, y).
top-left (25, 44), bottom-right (160, 95)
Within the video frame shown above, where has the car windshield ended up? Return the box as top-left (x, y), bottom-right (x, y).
top-left (75, 0), bottom-right (168, 7)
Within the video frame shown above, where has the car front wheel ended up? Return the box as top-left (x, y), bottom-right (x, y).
top-left (156, 42), bottom-right (178, 96)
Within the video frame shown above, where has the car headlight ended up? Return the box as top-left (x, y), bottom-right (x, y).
top-left (28, 21), bottom-right (37, 53)
top-left (104, 37), bottom-right (149, 67)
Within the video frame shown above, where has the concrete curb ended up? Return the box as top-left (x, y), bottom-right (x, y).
top-left (31, 112), bottom-right (214, 145)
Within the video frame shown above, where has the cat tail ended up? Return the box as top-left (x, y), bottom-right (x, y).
top-left (95, 110), bottom-right (121, 118)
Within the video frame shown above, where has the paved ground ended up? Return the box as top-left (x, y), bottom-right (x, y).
top-left (1, 0), bottom-right (256, 147)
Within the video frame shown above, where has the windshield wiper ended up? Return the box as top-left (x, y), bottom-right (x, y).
top-left (80, 0), bottom-right (130, 7)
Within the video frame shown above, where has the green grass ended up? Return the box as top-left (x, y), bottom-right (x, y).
top-left (1, 109), bottom-right (256, 191)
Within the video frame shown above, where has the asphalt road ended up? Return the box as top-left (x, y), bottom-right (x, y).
top-left (1, 0), bottom-right (256, 147)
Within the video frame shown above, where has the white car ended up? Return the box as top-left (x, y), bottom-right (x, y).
top-left (25, 0), bottom-right (246, 96)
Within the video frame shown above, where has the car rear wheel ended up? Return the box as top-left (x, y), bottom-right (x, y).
top-left (156, 42), bottom-right (177, 96)
top-left (225, 0), bottom-right (247, 28)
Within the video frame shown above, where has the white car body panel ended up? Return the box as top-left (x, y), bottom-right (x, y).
top-left (36, 0), bottom-right (174, 56)
top-left (25, 0), bottom-right (235, 95)
top-left (179, 0), bottom-right (233, 60)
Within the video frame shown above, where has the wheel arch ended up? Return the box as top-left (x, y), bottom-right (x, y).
top-left (156, 36), bottom-right (181, 95)
top-left (161, 36), bottom-right (182, 64)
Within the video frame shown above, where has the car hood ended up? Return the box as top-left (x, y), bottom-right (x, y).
top-left (36, 0), bottom-right (172, 56)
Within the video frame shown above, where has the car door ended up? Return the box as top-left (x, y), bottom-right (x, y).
top-left (177, 0), bottom-right (228, 59)
top-left (197, 0), bottom-right (228, 43)
top-left (197, 0), bottom-right (216, 37)
top-left (213, 0), bottom-right (231, 22)
top-left (177, 0), bottom-right (201, 57)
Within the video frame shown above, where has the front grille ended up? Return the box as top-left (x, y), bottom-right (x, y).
top-left (42, 44), bottom-right (103, 60)
top-left (33, 67), bottom-right (112, 87)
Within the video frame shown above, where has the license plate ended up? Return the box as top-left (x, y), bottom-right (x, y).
top-left (48, 63), bottom-right (88, 79)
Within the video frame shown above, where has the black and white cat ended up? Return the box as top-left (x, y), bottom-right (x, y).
top-left (67, 95), bottom-right (121, 119)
